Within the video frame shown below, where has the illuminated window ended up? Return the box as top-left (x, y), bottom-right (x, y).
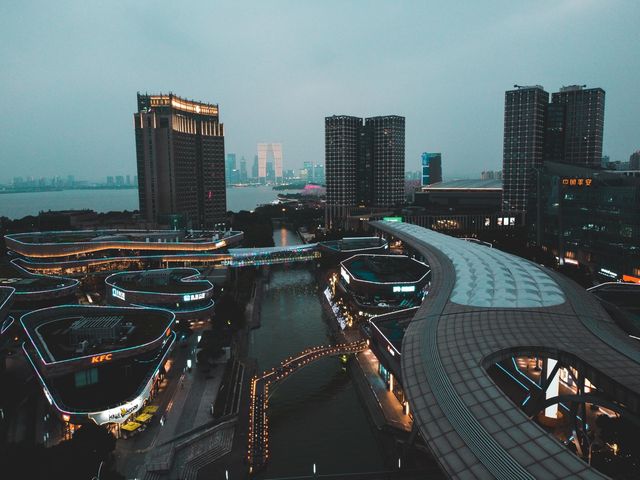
top-left (75, 368), bottom-right (99, 388)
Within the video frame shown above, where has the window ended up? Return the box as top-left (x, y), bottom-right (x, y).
top-left (74, 368), bottom-right (99, 388)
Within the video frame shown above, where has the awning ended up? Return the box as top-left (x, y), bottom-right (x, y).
top-left (142, 405), bottom-right (159, 414)
top-left (135, 413), bottom-right (153, 423)
top-left (121, 421), bottom-right (141, 432)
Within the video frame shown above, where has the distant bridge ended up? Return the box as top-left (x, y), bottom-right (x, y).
top-left (247, 340), bottom-right (369, 473)
top-left (226, 244), bottom-right (320, 267)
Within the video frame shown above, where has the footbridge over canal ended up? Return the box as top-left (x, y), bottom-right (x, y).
top-left (247, 340), bottom-right (369, 473)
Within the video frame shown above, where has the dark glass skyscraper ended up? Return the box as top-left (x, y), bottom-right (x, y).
top-left (549, 85), bottom-right (605, 168)
top-left (503, 84), bottom-right (606, 217)
top-left (134, 93), bottom-right (226, 228)
top-left (421, 152), bottom-right (442, 186)
top-left (502, 85), bottom-right (549, 214)
top-left (325, 115), bottom-right (405, 228)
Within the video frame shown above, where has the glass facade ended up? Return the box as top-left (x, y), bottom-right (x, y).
top-left (531, 162), bottom-right (640, 281)
top-left (421, 152), bottom-right (442, 186)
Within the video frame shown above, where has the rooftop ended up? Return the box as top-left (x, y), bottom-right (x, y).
top-left (320, 237), bottom-right (387, 253)
top-left (107, 268), bottom-right (212, 294)
top-left (0, 261), bottom-right (78, 294)
top-left (377, 222), bottom-right (564, 308)
top-left (372, 219), bottom-right (640, 479)
top-left (423, 179), bottom-right (503, 190)
top-left (342, 254), bottom-right (430, 284)
top-left (369, 309), bottom-right (417, 352)
top-left (8, 229), bottom-right (238, 245)
top-left (22, 306), bottom-right (174, 363)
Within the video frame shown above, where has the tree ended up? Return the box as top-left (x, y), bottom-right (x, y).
top-left (213, 293), bottom-right (245, 332)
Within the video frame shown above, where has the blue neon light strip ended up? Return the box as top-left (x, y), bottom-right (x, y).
top-left (20, 305), bottom-right (175, 366)
top-left (0, 286), bottom-right (15, 313)
top-left (1, 316), bottom-right (14, 335)
top-left (511, 357), bottom-right (542, 390)
top-left (495, 363), bottom-right (530, 391)
top-left (130, 300), bottom-right (214, 314)
top-left (22, 331), bottom-right (176, 417)
top-left (105, 267), bottom-right (214, 299)
top-left (9, 259), bottom-right (79, 295)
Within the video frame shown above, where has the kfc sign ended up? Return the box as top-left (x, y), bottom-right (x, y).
top-left (91, 353), bottom-right (113, 364)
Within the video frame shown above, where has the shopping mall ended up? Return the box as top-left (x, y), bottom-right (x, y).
top-left (105, 268), bottom-right (214, 322)
top-left (368, 220), bottom-right (640, 479)
top-left (20, 305), bottom-right (175, 436)
top-left (0, 260), bottom-right (79, 309)
top-left (5, 229), bottom-right (242, 275)
top-left (337, 254), bottom-right (430, 312)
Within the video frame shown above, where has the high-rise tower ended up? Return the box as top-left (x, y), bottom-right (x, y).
top-left (421, 152), bottom-right (442, 186)
top-left (325, 115), bottom-right (405, 228)
top-left (134, 93), bottom-right (226, 228)
top-left (257, 143), bottom-right (283, 184)
top-left (548, 85), bottom-right (605, 168)
top-left (502, 85), bottom-right (549, 214)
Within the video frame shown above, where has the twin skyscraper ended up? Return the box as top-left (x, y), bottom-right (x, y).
top-left (324, 115), bottom-right (406, 228)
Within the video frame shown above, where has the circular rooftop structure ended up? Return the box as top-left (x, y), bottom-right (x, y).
top-left (105, 268), bottom-right (214, 320)
top-left (341, 254), bottom-right (429, 285)
top-left (338, 254), bottom-right (430, 310)
top-left (20, 305), bottom-right (175, 424)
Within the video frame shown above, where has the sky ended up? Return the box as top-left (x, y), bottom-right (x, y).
top-left (1, 0), bottom-right (638, 182)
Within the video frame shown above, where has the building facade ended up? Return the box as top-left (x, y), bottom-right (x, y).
top-left (630, 150), bottom-right (640, 170)
top-left (257, 143), bottom-right (283, 184)
top-left (225, 153), bottom-right (238, 185)
top-left (548, 85), bottom-right (605, 168)
top-left (325, 115), bottom-right (405, 228)
top-left (503, 84), bottom-right (606, 218)
top-left (502, 85), bottom-right (549, 215)
top-left (530, 161), bottom-right (640, 282)
top-left (420, 152), bottom-right (442, 186)
top-left (134, 93), bottom-right (226, 228)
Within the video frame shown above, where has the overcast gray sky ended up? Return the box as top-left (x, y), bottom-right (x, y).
top-left (1, 0), bottom-right (638, 182)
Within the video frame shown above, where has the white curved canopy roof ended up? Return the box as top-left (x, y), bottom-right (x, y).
top-left (383, 222), bottom-right (565, 308)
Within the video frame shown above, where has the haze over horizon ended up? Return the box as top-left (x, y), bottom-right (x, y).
top-left (1, 0), bottom-right (638, 183)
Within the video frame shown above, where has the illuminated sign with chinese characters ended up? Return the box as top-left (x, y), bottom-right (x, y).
top-left (183, 292), bottom-right (206, 302)
top-left (112, 288), bottom-right (126, 301)
top-left (599, 268), bottom-right (618, 279)
top-left (561, 178), bottom-right (593, 187)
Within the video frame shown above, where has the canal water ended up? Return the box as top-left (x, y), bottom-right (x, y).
top-left (249, 227), bottom-right (386, 477)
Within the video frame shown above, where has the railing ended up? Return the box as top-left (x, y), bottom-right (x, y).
top-left (247, 340), bottom-right (369, 472)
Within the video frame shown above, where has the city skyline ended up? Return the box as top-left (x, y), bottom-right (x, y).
top-left (1, 1), bottom-right (639, 181)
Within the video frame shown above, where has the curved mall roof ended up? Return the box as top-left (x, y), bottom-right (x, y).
top-left (371, 220), bottom-right (640, 480)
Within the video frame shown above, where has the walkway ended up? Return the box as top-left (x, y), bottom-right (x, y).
top-left (248, 340), bottom-right (369, 472)
top-left (115, 330), bottom-right (226, 479)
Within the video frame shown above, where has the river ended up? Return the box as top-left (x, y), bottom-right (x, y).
top-left (249, 228), bottom-right (386, 477)
top-left (0, 186), bottom-right (301, 219)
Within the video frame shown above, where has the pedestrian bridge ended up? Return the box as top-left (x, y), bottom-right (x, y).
top-left (247, 340), bottom-right (369, 472)
top-left (226, 244), bottom-right (320, 267)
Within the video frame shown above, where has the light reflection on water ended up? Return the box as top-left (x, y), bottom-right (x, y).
top-left (250, 230), bottom-right (386, 477)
